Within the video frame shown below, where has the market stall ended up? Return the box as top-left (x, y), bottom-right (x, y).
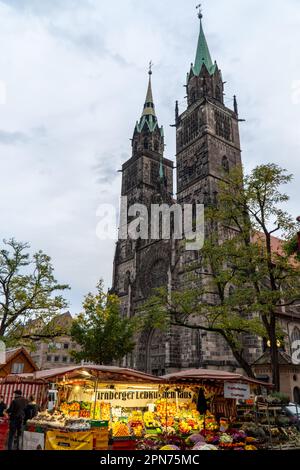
top-left (0, 375), bottom-right (48, 408)
top-left (15, 365), bottom-right (300, 451)
top-left (22, 365), bottom-right (163, 451)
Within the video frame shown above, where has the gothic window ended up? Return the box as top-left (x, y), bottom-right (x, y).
top-left (126, 240), bottom-right (132, 258)
top-left (124, 271), bottom-right (131, 294)
top-left (144, 138), bottom-right (149, 149)
top-left (154, 140), bottom-right (159, 152)
top-left (149, 259), bottom-right (168, 291)
top-left (192, 201), bottom-right (197, 231)
top-left (215, 110), bottom-right (232, 141)
top-left (222, 155), bottom-right (229, 173)
top-left (190, 88), bottom-right (196, 104)
top-left (291, 327), bottom-right (300, 344)
top-left (125, 162), bottom-right (138, 192)
top-left (215, 85), bottom-right (221, 102)
top-left (150, 161), bottom-right (159, 185)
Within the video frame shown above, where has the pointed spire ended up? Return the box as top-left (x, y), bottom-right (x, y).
top-left (134, 65), bottom-right (163, 138)
top-left (193, 7), bottom-right (216, 76)
top-left (142, 61), bottom-right (156, 117)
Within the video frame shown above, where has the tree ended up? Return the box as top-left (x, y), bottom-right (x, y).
top-left (216, 164), bottom-right (300, 390)
top-left (71, 281), bottom-right (136, 365)
top-left (0, 238), bottom-right (70, 346)
top-left (141, 233), bottom-right (266, 379)
top-left (142, 164), bottom-right (300, 390)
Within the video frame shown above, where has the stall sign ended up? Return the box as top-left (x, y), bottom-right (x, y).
top-left (224, 382), bottom-right (250, 400)
top-left (45, 431), bottom-right (93, 451)
top-left (94, 389), bottom-right (193, 408)
top-left (23, 431), bottom-right (45, 450)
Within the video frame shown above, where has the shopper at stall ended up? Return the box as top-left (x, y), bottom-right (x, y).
top-left (7, 390), bottom-right (28, 450)
top-left (24, 395), bottom-right (39, 424)
top-left (0, 396), bottom-right (7, 417)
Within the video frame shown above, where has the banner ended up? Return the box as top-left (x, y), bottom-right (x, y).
top-left (45, 430), bottom-right (93, 451)
top-left (224, 382), bottom-right (250, 400)
top-left (23, 431), bottom-right (45, 450)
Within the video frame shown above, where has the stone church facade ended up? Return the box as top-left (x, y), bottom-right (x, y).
top-left (111, 14), bottom-right (300, 382)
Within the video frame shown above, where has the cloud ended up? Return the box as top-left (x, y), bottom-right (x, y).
top-left (0, 0), bottom-right (299, 313)
top-left (0, 129), bottom-right (28, 144)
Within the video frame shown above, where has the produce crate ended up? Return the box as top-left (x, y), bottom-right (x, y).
top-left (90, 420), bottom-right (109, 428)
top-left (112, 438), bottom-right (136, 451)
top-left (0, 419), bottom-right (9, 451)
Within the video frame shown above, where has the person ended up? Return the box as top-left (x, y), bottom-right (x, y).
top-left (0, 395), bottom-right (7, 417)
top-left (7, 390), bottom-right (28, 450)
top-left (24, 395), bottom-right (39, 424)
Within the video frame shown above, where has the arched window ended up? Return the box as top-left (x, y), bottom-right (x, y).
top-left (190, 88), bottom-right (196, 103)
top-left (291, 327), bottom-right (300, 344)
top-left (124, 271), bottom-right (131, 294)
top-left (294, 387), bottom-right (300, 404)
top-left (192, 201), bottom-right (197, 231)
top-left (215, 85), bottom-right (221, 102)
top-left (144, 138), bottom-right (149, 149)
top-left (222, 156), bottom-right (229, 173)
top-left (154, 141), bottom-right (159, 152)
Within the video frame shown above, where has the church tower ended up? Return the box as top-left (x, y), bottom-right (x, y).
top-left (174, 10), bottom-right (246, 370)
top-left (112, 69), bottom-right (175, 374)
top-left (112, 11), bottom-right (249, 374)
top-left (176, 9), bottom-right (242, 208)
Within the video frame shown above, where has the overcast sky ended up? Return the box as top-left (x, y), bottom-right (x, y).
top-left (0, 0), bottom-right (299, 314)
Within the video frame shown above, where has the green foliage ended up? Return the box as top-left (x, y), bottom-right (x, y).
top-left (71, 281), bottom-right (136, 365)
top-left (284, 236), bottom-right (300, 260)
top-left (142, 164), bottom-right (300, 387)
top-left (267, 392), bottom-right (290, 405)
top-left (0, 238), bottom-right (70, 346)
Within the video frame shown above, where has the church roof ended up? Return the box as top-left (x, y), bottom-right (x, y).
top-left (252, 350), bottom-right (295, 366)
top-left (193, 17), bottom-right (217, 76)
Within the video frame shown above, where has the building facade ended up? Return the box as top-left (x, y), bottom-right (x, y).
top-left (30, 312), bottom-right (80, 370)
top-left (0, 347), bottom-right (39, 377)
top-left (112, 13), bottom-right (300, 385)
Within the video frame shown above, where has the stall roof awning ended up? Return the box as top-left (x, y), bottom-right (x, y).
top-left (17, 365), bottom-right (163, 384)
top-left (161, 368), bottom-right (273, 388)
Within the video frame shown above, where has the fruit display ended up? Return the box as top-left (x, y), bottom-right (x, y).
top-left (129, 411), bottom-right (144, 438)
top-left (90, 402), bottom-right (101, 420)
top-left (27, 411), bottom-right (90, 431)
top-left (112, 422), bottom-right (131, 438)
top-left (100, 403), bottom-right (111, 421)
top-left (60, 401), bottom-right (81, 415)
top-left (143, 411), bottom-right (160, 428)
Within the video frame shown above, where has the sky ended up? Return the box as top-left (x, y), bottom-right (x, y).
top-left (0, 0), bottom-right (300, 314)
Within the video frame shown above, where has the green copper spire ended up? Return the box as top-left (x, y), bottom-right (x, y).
top-left (142, 62), bottom-right (156, 117)
top-left (193, 9), bottom-right (216, 76)
top-left (135, 65), bottom-right (163, 137)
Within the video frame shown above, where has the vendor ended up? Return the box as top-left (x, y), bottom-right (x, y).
top-left (24, 395), bottom-right (40, 424)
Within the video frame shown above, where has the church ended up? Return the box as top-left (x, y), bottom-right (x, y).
top-left (111, 11), bottom-right (300, 395)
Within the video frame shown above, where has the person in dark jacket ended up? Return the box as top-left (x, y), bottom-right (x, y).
top-left (0, 396), bottom-right (7, 417)
top-left (24, 395), bottom-right (39, 424)
top-left (7, 390), bottom-right (28, 450)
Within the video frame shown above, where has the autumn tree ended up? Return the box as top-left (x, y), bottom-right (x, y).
top-left (71, 281), bottom-right (136, 365)
top-left (0, 238), bottom-right (70, 346)
top-left (142, 164), bottom-right (300, 390)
